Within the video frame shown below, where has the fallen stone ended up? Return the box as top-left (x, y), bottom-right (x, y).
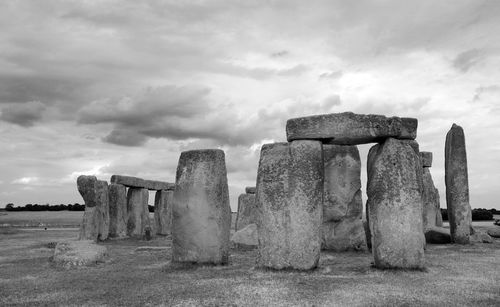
top-left (321, 217), bottom-right (367, 251)
top-left (154, 190), bottom-right (173, 235)
top-left (108, 183), bottom-right (127, 238)
top-left (420, 151), bottom-right (433, 167)
top-left (245, 187), bottom-right (256, 194)
top-left (422, 168), bottom-right (440, 230)
top-left (231, 223), bottom-right (258, 249)
top-left (52, 240), bottom-right (107, 268)
top-left (445, 123), bottom-right (472, 244)
top-left (286, 112), bottom-right (417, 144)
top-left (486, 227), bottom-right (500, 238)
top-left (424, 227), bottom-right (451, 244)
top-left (127, 188), bottom-right (150, 238)
top-left (111, 175), bottom-right (174, 191)
top-left (172, 149), bottom-right (231, 264)
top-left (134, 246), bottom-right (169, 252)
top-left (470, 228), bottom-right (493, 243)
top-left (235, 193), bottom-right (258, 231)
top-left (367, 138), bottom-right (425, 269)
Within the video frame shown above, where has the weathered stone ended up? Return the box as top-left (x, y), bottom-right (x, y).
top-left (126, 188), bottom-right (150, 238)
top-left (445, 123), bottom-right (472, 244)
top-left (435, 205), bottom-right (443, 227)
top-left (321, 217), bottom-right (366, 251)
top-left (322, 144), bottom-right (365, 251)
top-left (256, 141), bottom-right (323, 270)
top-left (486, 227), bottom-right (500, 238)
top-left (245, 187), bottom-right (256, 194)
top-left (231, 223), bottom-right (258, 249)
top-left (255, 143), bottom-right (290, 269)
top-left (235, 193), bottom-right (258, 231)
top-left (424, 227), bottom-right (451, 244)
top-left (286, 112), bottom-right (417, 144)
top-left (154, 190), bottom-right (173, 235)
top-left (53, 240), bottom-right (107, 268)
top-left (111, 175), bottom-right (174, 191)
top-left (172, 149), bottom-right (231, 264)
top-left (422, 168), bottom-right (440, 230)
top-left (134, 246), bottom-right (169, 252)
top-left (367, 138), bottom-right (425, 269)
top-left (77, 176), bottom-right (109, 241)
top-left (420, 151), bottom-right (433, 167)
top-left (400, 139), bottom-right (420, 155)
top-left (470, 228), bottom-right (493, 243)
top-left (108, 183), bottom-right (127, 238)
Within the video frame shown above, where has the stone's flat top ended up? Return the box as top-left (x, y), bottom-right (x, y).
top-left (53, 240), bottom-right (107, 268)
top-left (286, 112), bottom-right (418, 144)
top-left (420, 151), bottom-right (433, 167)
top-left (245, 187), bottom-right (256, 194)
top-left (111, 175), bottom-right (174, 191)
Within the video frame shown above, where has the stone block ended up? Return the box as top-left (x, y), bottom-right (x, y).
top-left (53, 240), bottom-right (107, 269)
top-left (108, 183), bottom-right (127, 238)
top-left (445, 123), bottom-right (472, 244)
top-left (77, 176), bottom-right (109, 241)
top-left (420, 151), bottom-right (433, 167)
top-left (321, 217), bottom-right (367, 251)
top-left (111, 175), bottom-right (174, 191)
top-left (231, 223), bottom-right (258, 249)
top-left (422, 168), bottom-right (440, 230)
top-left (126, 188), bottom-right (150, 238)
top-left (245, 186), bottom-right (256, 194)
top-left (154, 190), bottom-right (173, 235)
top-left (235, 193), bottom-right (258, 231)
top-left (286, 112), bottom-right (417, 144)
top-left (424, 227), bottom-right (451, 244)
top-left (172, 149), bottom-right (231, 264)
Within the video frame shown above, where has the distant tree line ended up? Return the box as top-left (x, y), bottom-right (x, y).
top-left (4, 203), bottom-right (85, 211)
top-left (440, 208), bottom-right (498, 221)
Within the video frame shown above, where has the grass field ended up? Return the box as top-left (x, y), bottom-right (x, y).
top-left (0, 220), bottom-right (499, 306)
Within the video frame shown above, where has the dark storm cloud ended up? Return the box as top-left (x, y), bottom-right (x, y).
top-left (102, 129), bottom-right (148, 147)
top-left (0, 101), bottom-right (46, 127)
top-left (452, 49), bottom-right (485, 72)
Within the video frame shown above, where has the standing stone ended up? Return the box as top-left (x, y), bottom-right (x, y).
top-left (445, 124), bottom-right (472, 244)
top-left (235, 193), bottom-right (257, 231)
top-left (367, 138), bottom-right (425, 269)
top-left (435, 207), bottom-right (443, 227)
top-left (255, 143), bottom-right (290, 269)
top-left (154, 190), bottom-right (173, 235)
top-left (322, 144), bottom-right (366, 251)
top-left (77, 176), bottom-right (109, 241)
top-left (256, 141), bottom-right (323, 270)
top-left (108, 183), bottom-right (127, 238)
top-left (364, 144), bottom-right (380, 250)
top-left (127, 188), bottom-right (149, 238)
top-left (172, 149), bottom-right (231, 264)
top-left (422, 168), bottom-right (440, 230)
top-left (286, 112), bottom-right (417, 144)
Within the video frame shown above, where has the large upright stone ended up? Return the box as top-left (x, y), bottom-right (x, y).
top-left (77, 176), bottom-right (109, 241)
top-left (154, 190), bottom-right (173, 235)
top-left (367, 138), bottom-right (425, 269)
top-left (235, 193), bottom-right (258, 231)
top-left (127, 188), bottom-right (150, 238)
top-left (108, 183), bottom-right (127, 238)
top-left (286, 112), bottom-right (417, 144)
top-left (422, 168), bottom-right (440, 231)
top-left (420, 151), bottom-right (433, 167)
top-left (322, 144), bottom-right (366, 251)
top-left (172, 149), bottom-right (231, 264)
top-left (445, 124), bottom-right (472, 244)
top-left (256, 141), bottom-right (323, 270)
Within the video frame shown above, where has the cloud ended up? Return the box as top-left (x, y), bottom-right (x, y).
top-left (0, 101), bottom-right (46, 127)
top-left (452, 49), bottom-right (485, 72)
top-left (102, 129), bottom-right (149, 147)
top-left (473, 85), bottom-right (500, 102)
top-left (271, 50), bottom-right (289, 58)
top-left (319, 70), bottom-right (343, 80)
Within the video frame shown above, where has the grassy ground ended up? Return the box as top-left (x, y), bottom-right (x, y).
top-left (0, 227), bottom-right (499, 306)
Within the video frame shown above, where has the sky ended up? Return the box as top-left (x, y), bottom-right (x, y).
top-left (1, 0), bottom-right (499, 211)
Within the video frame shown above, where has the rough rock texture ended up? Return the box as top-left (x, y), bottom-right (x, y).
top-left (470, 228), bottom-right (493, 243)
top-left (108, 183), bottom-right (127, 238)
top-left (231, 223), bottom-right (258, 249)
top-left (245, 187), bottom-right (256, 194)
top-left (111, 175), bottom-right (174, 191)
top-left (435, 207), bottom-right (444, 227)
top-left (486, 227), bottom-right (500, 238)
top-left (424, 227), bottom-right (451, 244)
top-left (172, 149), bottom-right (231, 264)
top-left (420, 151), bottom-right (433, 167)
top-left (286, 112), bottom-right (417, 144)
top-left (367, 138), bottom-right (425, 269)
top-left (445, 123), bottom-right (472, 244)
top-left (126, 188), bottom-right (150, 238)
top-left (422, 168), bottom-right (440, 230)
top-left (154, 190), bottom-right (173, 235)
top-left (53, 240), bottom-right (107, 268)
top-left (256, 142), bottom-right (323, 270)
top-left (77, 176), bottom-right (109, 241)
top-left (322, 144), bottom-right (366, 251)
top-left (235, 193), bottom-right (258, 231)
